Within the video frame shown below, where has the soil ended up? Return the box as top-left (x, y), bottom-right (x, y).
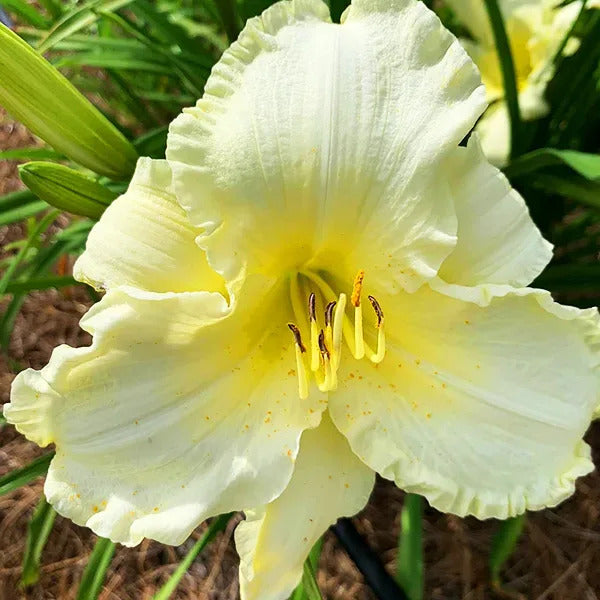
top-left (1, 112), bottom-right (599, 600)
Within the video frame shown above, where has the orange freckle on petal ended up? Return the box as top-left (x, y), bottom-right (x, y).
top-left (287, 449), bottom-right (293, 458)
top-left (442, 383), bottom-right (447, 389)
top-left (93, 506), bottom-right (98, 513)
top-left (349, 373), bottom-right (355, 379)
top-left (205, 416), bottom-right (210, 421)
top-left (264, 417), bottom-right (271, 423)
top-left (328, 475), bottom-right (333, 480)
top-left (247, 402), bottom-right (251, 407)
top-left (244, 424), bottom-right (249, 429)
top-left (358, 375), bottom-right (363, 380)
top-left (426, 413), bottom-right (432, 419)
top-left (76, 494), bottom-right (80, 499)
top-left (464, 320), bottom-right (470, 325)
top-left (344, 483), bottom-right (349, 489)
top-left (153, 507), bottom-right (159, 512)
top-left (309, 408), bottom-right (315, 413)
top-left (288, 369), bottom-right (296, 376)
top-left (415, 359), bottom-right (421, 366)
top-left (134, 420), bottom-right (139, 425)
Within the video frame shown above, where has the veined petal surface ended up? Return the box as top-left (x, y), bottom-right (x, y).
top-left (235, 414), bottom-right (374, 600)
top-left (74, 158), bottom-right (223, 294)
top-left (167, 0), bottom-right (486, 292)
top-left (329, 281), bottom-right (599, 519)
top-left (4, 279), bottom-right (323, 546)
top-left (439, 135), bottom-right (552, 287)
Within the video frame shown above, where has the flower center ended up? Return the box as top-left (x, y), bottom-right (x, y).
top-left (287, 270), bottom-right (386, 399)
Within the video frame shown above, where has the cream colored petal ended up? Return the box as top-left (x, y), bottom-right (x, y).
top-left (446, 0), bottom-right (494, 45)
top-left (475, 102), bottom-right (511, 167)
top-left (4, 277), bottom-right (323, 546)
top-left (329, 281), bottom-right (599, 519)
top-left (74, 158), bottom-right (223, 294)
top-left (167, 0), bottom-right (486, 293)
top-left (439, 134), bottom-right (552, 287)
top-left (235, 414), bottom-right (374, 600)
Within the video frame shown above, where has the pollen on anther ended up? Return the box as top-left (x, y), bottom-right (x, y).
top-left (287, 323), bottom-right (306, 352)
top-left (368, 295), bottom-right (384, 327)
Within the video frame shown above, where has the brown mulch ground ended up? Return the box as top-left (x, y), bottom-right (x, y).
top-left (1, 113), bottom-right (599, 600)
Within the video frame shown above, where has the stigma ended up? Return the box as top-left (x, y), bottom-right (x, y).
top-left (287, 270), bottom-right (385, 399)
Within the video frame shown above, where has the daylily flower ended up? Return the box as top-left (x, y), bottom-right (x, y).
top-left (4, 0), bottom-right (600, 598)
top-left (447, 0), bottom-right (599, 165)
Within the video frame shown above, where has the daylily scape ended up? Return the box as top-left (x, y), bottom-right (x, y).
top-left (4, 0), bottom-right (600, 599)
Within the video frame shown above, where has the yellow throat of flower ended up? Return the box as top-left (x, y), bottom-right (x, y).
top-left (287, 270), bottom-right (386, 399)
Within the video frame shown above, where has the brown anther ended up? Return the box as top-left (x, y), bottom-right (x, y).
top-left (308, 293), bottom-right (316, 321)
top-left (318, 329), bottom-right (330, 359)
top-left (287, 323), bottom-right (306, 353)
top-left (351, 270), bottom-right (365, 307)
top-left (368, 295), bottom-right (384, 327)
top-left (324, 301), bottom-right (336, 326)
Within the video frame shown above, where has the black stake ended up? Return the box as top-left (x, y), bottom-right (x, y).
top-left (332, 518), bottom-right (409, 600)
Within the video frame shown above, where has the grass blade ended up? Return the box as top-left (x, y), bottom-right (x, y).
top-left (396, 494), bottom-right (424, 600)
top-left (0, 210), bottom-right (59, 296)
top-left (0, 453), bottom-right (54, 496)
top-left (504, 149), bottom-right (600, 181)
top-left (530, 174), bottom-right (600, 209)
top-left (153, 513), bottom-right (232, 600)
top-left (21, 495), bottom-right (57, 587)
top-left (76, 537), bottom-right (116, 600)
top-left (4, 275), bottom-right (78, 294)
top-left (0, 201), bottom-right (48, 227)
top-left (483, 0), bottom-right (522, 158)
top-left (213, 0), bottom-right (240, 42)
top-left (37, 0), bottom-right (134, 53)
top-left (0, 148), bottom-right (65, 161)
top-left (2, 0), bottom-right (49, 29)
top-left (290, 538), bottom-right (324, 600)
top-left (489, 515), bottom-right (526, 588)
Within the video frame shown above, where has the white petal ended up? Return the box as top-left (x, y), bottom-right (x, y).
top-left (4, 278), bottom-right (323, 546)
top-left (439, 134), bottom-right (552, 287)
top-left (235, 414), bottom-right (374, 600)
top-left (167, 0), bottom-right (486, 292)
top-left (475, 102), bottom-right (511, 167)
top-left (74, 158), bottom-right (223, 294)
top-left (329, 281), bottom-right (599, 519)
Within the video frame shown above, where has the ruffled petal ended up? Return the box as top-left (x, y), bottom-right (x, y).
top-left (439, 135), bottom-right (552, 287)
top-left (4, 278), bottom-right (323, 546)
top-left (329, 281), bottom-right (600, 519)
top-left (235, 414), bottom-right (374, 600)
top-left (167, 0), bottom-right (486, 292)
top-left (475, 102), bottom-right (511, 167)
top-left (74, 158), bottom-right (223, 294)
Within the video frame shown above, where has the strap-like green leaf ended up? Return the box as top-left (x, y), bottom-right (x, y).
top-left (505, 149), bottom-right (600, 181)
top-left (4, 275), bottom-right (78, 294)
top-left (21, 495), bottom-right (57, 587)
top-left (2, 0), bottom-right (49, 28)
top-left (0, 453), bottom-right (54, 496)
top-left (19, 162), bottom-right (117, 219)
top-left (153, 513), bottom-right (232, 600)
top-left (489, 515), bottom-right (526, 588)
top-left (76, 537), bottom-right (116, 600)
top-left (0, 23), bottom-right (137, 179)
top-left (290, 538), bottom-right (324, 600)
top-left (529, 174), bottom-right (600, 209)
top-left (483, 0), bottom-right (522, 159)
top-left (37, 0), bottom-right (134, 53)
top-left (396, 494), bottom-right (424, 600)
top-left (0, 148), bottom-right (65, 161)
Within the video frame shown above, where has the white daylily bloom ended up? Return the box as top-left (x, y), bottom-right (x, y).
top-left (448, 0), bottom-right (598, 165)
top-left (5, 1), bottom-right (600, 599)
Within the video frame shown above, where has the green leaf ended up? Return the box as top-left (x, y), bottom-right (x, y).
top-left (21, 495), bottom-right (57, 587)
top-left (0, 210), bottom-right (59, 296)
top-left (529, 174), bottom-right (600, 209)
top-left (37, 0), bottom-right (134, 53)
top-left (483, 0), bottom-right (522, 158)
top-left (4, 275), bottom-right (78, 294)
top-left (489, 515), bottom-right (526, 588)
top-left (2, 0), bottom-right (49, 28)
top-left (0, 23), bottom-right (138, 179)
top-left (153, 513), bottom-right (232, 600)
top-left (0, 200), bottom-right (48, 227)
top-left (396, 494), bottom-right (424, 600)
top-left (0, 453), bottom-right (54, 496)
top-left (505, 149), bottom-right (600, 181)
top-left (0, 148), bottom-right (65, 161)
top-left (54, 51), bottom-right (178, 75)
top-left (534, 264), bottom-right (600, 294)
top-left (19, 162), bottom-right (117, 219)
top-left (76, 537), bottom-right (116, 600)
top-left (290, 538), bottom-right (323, 600)
top-left (134, 126), bottom-right (169, 159)
top-left (213, 0), bottom-right (240, 42)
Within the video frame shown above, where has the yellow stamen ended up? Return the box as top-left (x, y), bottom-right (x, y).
top-left (287, 323), bottom-right (309, 399)
top-left (332, 293), bottom-right (346, 369)
top-left (308, 293), bottom-right (320, 372)
top-left (368, 295), bottom-right (386, 363)
top-left (352, 270), bottom-right (365, 360)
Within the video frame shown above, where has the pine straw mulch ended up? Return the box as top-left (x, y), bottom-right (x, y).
top-left (1, 113), bottom-right (599, 600)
